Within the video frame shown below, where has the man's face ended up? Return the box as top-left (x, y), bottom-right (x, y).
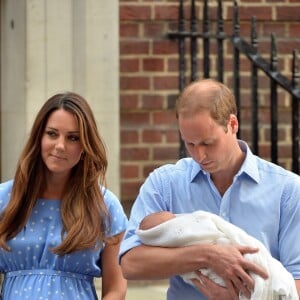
top-left (179, 111), bottom-right (238, 175)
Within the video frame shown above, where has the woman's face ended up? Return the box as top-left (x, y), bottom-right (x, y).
top-left (41, 108), bottom-right (83, 179)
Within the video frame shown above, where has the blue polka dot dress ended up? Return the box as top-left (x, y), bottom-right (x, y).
top-left (0, 180), bottom-right (128, 300)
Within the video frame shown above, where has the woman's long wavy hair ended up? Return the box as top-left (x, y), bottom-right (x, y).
top-left (0, 92), bottom-right (110, 255)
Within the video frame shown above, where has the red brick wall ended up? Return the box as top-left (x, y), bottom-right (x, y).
top-left (119, 0), bottom-right (300, 209)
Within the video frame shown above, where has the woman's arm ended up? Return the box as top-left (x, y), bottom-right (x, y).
top-left (101, 232), bottom-right (127, 300)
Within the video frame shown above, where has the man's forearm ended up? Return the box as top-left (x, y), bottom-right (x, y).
top-left (295, 279), bottom-right (300, 298)
top-left (120, 244), bottom-right (212, 280)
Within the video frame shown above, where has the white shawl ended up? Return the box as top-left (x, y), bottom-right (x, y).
top-left (136, 210), bottom-right (298, 300)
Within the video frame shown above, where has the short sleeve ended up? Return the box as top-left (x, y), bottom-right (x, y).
top-left (102, 188), bottom-right (128, 237)
top-left (0, 180), bottom-right (14, 212)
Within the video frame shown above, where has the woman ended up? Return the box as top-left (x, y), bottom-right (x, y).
top-left (0, 92), bottom-right (128, 299)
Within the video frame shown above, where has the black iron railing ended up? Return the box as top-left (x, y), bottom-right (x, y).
top-left (168, 0), bottom-right (300, 174)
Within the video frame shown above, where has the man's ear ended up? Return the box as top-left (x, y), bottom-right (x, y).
top-left (228, 114), bottom-right (239, 134)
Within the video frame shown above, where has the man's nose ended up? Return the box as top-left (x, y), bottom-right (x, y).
top-left (194, 145), bottom-right (206, 162)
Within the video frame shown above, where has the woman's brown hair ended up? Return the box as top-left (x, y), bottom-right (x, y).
top-left (0, 92), bottom-right (110, 255)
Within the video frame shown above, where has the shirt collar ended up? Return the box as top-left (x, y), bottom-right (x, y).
top-left (189, 140), bottom-right (260, 183)
top-left (190, 159), bottom-right (202, 182)
top-left (236, 140), bottom-right (260, 183)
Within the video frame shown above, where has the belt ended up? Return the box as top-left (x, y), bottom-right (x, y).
top-left (5, 269), bottom-right (94, 283)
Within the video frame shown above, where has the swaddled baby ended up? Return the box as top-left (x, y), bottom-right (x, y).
top-left (136, 210), bottom-right (298, 300)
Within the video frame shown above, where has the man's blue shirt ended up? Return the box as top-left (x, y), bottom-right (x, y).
top-left (120, 141), bottom-right (300, 299)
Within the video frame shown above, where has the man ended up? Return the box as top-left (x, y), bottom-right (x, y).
top-left (120, 79), bottom-right (300, 299)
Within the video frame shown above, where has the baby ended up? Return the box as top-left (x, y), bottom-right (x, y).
top-left (138, 211), bottom-right (229, 287)
top-left (139, 211), bottom-right (176, 230)
top-left (137, 210), bottom-right (298, 300)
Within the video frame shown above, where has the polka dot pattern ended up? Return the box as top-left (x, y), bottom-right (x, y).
top-left (0, 180), bottom-right (128, 299)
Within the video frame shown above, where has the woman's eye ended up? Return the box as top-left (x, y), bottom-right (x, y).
top-left (69, 135), bottom-right (80, 142)
top-left (46, 130), bottom-right (57, 137)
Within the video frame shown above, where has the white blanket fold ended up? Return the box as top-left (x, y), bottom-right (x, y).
top-left (136, 210), bottom-right (298, 300)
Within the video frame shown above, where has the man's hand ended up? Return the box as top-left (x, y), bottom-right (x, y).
top-left (192, 271), bottom-right (239, 300)
top-left (202, 244), bottom-right (268, 299)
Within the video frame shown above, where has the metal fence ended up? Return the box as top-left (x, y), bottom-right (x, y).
top-left (168, 0), bottom-right (300, 174)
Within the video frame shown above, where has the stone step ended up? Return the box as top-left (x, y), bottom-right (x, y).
top-left (95, 278), bottom-right (167, 299)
